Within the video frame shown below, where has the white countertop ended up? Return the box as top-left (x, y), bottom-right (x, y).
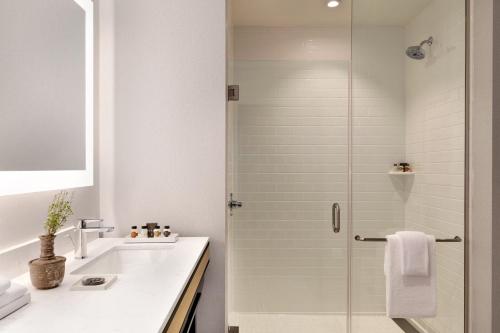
top-left (0, 237), bottom-right (209, 333)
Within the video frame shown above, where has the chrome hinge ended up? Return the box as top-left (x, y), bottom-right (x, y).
top-left (228, 85), bottom-right (239, 101)
top-left (228, 193), bottom-right (243, 216)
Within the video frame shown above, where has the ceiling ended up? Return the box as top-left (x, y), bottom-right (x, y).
top-left (231, 0), bottom-right (433, 27)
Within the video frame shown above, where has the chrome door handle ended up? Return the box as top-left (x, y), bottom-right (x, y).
top-left (228, 200), bottom-right (243, 209)
top-left (332, 203), bottom-right (340, 233)
top-left (228, 193), bottom-right (243, 209)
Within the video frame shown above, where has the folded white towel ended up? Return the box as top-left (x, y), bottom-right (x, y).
top-left (0, 293), bottom-right (30, 320)
top-left (396, 231), bottom-right (429, 276)
top-left (0, 283), bottom-right (28, 309)
top-left (384, 234), bottom-right (437, 318)
top-left (0, 278), bottom-right (10, 296)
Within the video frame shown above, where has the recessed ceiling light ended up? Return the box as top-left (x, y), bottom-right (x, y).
top-left (326, 0), bottom-right (341, 8)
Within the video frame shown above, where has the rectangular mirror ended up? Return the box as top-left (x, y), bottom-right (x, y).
top-left (0, 0), bottom-right (93, 195)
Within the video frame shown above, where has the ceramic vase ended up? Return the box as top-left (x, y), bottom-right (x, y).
top-left (28, 234), bottom-right (66, 289)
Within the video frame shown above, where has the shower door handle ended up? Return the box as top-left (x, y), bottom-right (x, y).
top-left (332, 203), bottom-right (340, 233)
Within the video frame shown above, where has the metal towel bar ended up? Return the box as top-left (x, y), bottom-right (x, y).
top-left (354, 235), bottom-right (462, 242)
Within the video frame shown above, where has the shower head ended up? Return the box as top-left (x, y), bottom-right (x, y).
top-left (406, 37), bottom-right (433, 60)
top-left (406, 46), bottom-right (426, 60)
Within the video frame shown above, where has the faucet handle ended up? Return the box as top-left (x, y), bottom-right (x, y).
top-left (77, 218), bottom-right (104, 229)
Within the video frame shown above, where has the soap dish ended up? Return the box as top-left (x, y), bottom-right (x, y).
top-left (70, 275), bottom-right (117, 291)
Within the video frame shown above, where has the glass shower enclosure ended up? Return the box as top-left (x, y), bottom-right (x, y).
top-left (226, 0), bottom-right (466, 332)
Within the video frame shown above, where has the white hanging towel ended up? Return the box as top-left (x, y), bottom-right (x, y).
top-left (384, 234), bottom-right (437, 318)
top-left (396, 231), bottom-right (429, 276)
top-left (0, 278), bottom-right (10, 296)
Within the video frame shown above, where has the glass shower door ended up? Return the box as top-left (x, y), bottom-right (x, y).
top-left (226, 1), bottom-right (351, 330)
top-left (227, 63), bottom-right (350, 333)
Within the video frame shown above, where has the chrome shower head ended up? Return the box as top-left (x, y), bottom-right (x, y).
top-left (406, 36), bottom-right (433, 60)
top-left (406, 46), bottom-right (426, 60)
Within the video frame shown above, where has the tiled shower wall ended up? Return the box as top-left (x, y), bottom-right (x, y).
top-left (404, 0), bottom-right (465, 332)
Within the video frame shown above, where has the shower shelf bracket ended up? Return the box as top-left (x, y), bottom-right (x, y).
top-left (388, 171), bottom-right (416, 175)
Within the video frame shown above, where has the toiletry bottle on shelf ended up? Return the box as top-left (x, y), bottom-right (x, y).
top-left (399, 162), bottom-right (410, 172)
top-left (130, 226), bottom-right (138, 238)
top-left (163, 226), bottom-right (171, 237)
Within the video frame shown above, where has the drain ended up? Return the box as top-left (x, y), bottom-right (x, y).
top-left (82, 277), bottom-right (106, 286)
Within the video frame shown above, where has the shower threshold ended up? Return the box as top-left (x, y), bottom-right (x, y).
top-left (229, 312), bottom-right (406, 333)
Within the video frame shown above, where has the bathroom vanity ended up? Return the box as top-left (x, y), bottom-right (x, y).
top-left (0, 237), bottom-right (209, 333)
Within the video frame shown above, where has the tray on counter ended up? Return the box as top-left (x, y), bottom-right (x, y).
top-left (124, 233), bottom-right (178, 243)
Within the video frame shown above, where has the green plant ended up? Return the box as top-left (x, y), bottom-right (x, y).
top-left (44, 191), bottom-right (74, 235)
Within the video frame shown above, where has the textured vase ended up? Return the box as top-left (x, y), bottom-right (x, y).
top-left (29, 235), bottom-right (66, 290)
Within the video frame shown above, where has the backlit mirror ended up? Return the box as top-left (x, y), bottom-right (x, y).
top-left (0, 0), bottom-right (93, 195)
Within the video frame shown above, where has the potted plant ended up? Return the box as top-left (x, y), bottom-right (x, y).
top-left (29, 191), bottom-right (73, 289)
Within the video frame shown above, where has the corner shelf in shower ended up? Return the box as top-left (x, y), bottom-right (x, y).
top-left (387, 171), bottom-right (416, 175)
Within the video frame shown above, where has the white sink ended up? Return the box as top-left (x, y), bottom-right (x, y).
top-left (71, 244), bottom-right (175, 275)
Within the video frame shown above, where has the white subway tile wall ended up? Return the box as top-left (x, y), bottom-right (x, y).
top-left (404, 0), bottom-right (465, 332)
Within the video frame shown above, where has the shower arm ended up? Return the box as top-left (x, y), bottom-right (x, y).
top-left (419, 37), bottom-right (433, 47)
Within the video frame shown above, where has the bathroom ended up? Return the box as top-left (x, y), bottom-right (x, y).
top-left (0, 0), bottom-right (496, 332)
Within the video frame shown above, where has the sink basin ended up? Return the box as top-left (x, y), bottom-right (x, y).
top-left (71, 244), bottom-right (174, 275)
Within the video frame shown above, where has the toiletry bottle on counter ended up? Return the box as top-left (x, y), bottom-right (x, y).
top-left (130, 226), bottom-right (138, 238)
top-left (140, 226), bottom-right (148, 238)
top-left (163, 226), bottom-right (171, 237)
top-left (154, 226), bottom-right (162, 238)
top-left (146, 222), bottom-right (157, 238)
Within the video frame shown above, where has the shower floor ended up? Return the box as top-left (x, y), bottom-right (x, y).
top-left (229, 313), bottom-right (404, 333)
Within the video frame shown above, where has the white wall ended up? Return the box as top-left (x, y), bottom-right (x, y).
top-left (105, 1), bottom-right (226, 332)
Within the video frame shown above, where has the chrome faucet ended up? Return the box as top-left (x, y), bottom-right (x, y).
top-left (73, 218), bottom-right (114, 259)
